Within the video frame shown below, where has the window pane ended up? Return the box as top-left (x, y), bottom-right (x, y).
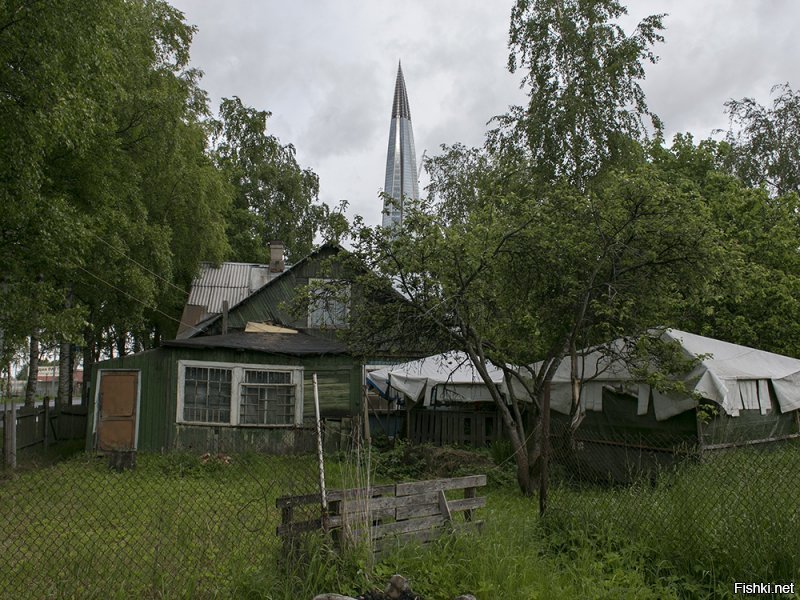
top-left (240, 370), bottom-right (295, 425)
top-left (308, 279), bottom-right (350, 328)
top-left (244, 370), bottom-right (292, 385)
top-left (183, 367), bottom-right (232, 423)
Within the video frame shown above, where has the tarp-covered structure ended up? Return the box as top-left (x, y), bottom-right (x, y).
top-left (367, 351), bottom-right (530, 446)
top-left (544, 329), bottom-right (800, 482)
top-left (367, 351), bottom-right (526, 407)
top-left (546, 329), bottom-right (800, 420)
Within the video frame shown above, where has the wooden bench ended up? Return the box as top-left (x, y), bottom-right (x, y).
top-left (276, 474), bottom-right (487, 554)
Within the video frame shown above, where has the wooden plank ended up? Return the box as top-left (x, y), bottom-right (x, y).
top-left (335, 484), bottom-right (395, 502)
top-left (370, 514), bottom-right (448, 540)
top-left (396, 502), bottom-right (440, 520)
top-left (395, 474), bottom-right (487, 497)
top-left (374, 526), bottom-right (444, 552)
top-left (276, 517), bottom-right (323, 537)
top-left (438, 490), bottom-right (452, 522)
top-left (370, 491), bottom-right (435, 510)
top-left (328, 507), bottom-right (395, 528)
top-left (448, 496), bottom-right (485, 514)
top-left (375, 520), bottom-right (485, 555)
top-left (276, 484), bottom-right (395, 509)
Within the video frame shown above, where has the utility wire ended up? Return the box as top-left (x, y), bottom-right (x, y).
top-left (74, 265), bottom-right (202, 334)
top-left (86, 230), bottom-right (192, 297)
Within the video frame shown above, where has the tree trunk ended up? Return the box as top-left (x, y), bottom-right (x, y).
top-left (57, 339), bottom-right (71, 409)
top-left (116, 332), bottom-right (127, 358)
top-left (81, 327), bottom-right (97, 406)
top-left (539, 383), bottom-right (551, 516)
top-left (24, 330), bottom-right (40, 408)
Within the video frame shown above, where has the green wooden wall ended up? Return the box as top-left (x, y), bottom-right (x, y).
top-left (87, 345), bottom-right (360, 453)
top-left (205, 245), bottom-right (345, 334)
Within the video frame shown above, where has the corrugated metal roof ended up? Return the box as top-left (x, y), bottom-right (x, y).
top-left (187, 262), bottom-right (279, 314)
top-left (176, 262), bottom-right (293, 339)
top-left (165, 331), bottom-right (348, 356)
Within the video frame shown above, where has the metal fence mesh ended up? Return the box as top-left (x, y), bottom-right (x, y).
top-left (0, 446), bottom-right (322, 598)
top-left (1, 410), bottom-right (798, 598)
top-left (544, 420), bottom-right (800, 586)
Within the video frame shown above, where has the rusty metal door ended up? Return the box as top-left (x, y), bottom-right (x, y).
top-left (96, 370), bottom-right (139, 451)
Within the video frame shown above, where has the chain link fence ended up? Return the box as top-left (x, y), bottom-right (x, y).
top-left (544, 418), bottom-right (800, 588)
top-left (0, 433), bottom-right (342, 598)
top-left (2, 403), bottom-right (798, 598)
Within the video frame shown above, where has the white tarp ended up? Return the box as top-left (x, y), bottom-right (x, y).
top-left (366, 351), bottom-right (529, 407)
top-left (541, 329), bottom-right (800, 420)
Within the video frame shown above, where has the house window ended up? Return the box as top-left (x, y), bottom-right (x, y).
top-left (308, 278), bottom-right (350, 328)
top-left (183, 366), bottom-right (232, 424)
top-left (178, 361), bottom-right (302, 427)
top-left (240, 370), bottom-right (296, 425)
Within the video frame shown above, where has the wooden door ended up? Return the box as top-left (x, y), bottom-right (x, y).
top-left (96, 370), bottom-right (139, 451)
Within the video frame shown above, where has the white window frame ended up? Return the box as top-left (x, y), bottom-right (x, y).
top-left (177, 360), bottom-right (303, 427)
top-left (308, 278), bottom-right (350, 329)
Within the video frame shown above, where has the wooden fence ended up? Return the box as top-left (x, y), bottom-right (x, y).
top-left (1, 403), bottom-right (87, 453)
top-left (409, 409), bottom-right (506, 446)
top-left (277, 474), bottom-right (487, 555)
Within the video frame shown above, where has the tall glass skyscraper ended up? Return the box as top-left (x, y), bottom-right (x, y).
top-left (382, 62), bottom-right (419, 228)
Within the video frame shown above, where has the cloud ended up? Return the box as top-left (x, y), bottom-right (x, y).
top-left (171, 0), bottom-right (800, 225)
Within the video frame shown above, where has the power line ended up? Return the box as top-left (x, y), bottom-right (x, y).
top-left (86, 230), bottom-right (192, 297)
top-left (74, 265), bottom-right (202, 335)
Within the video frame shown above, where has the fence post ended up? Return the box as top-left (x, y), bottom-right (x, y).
top-left (4, 401), bottom-right (16, 469)
top-left (313, 373), bottom-right (328, 531)
top-left (43, 396), bottom-right (49, 450)
top-left (539, 382), bottom-right (550, 517)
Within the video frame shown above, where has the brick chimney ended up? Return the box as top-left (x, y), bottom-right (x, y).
top-left (269, 241), bottom-right (285, 273)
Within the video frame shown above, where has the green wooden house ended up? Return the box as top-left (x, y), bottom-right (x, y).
top-left (86, 243), bottom-right (383, 454)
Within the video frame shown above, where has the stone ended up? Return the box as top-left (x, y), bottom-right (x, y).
top-left (454, 596), bottom-right (477, 600)
top-left (385, 574), bottom-right (411, 599)
top-left (313, 594), bottom-right (357, 600)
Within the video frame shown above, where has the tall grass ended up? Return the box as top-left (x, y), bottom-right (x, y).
top-left (546, 442), bottom-right (800, 598)
top-left (0, 442), bottom-right (796, 598)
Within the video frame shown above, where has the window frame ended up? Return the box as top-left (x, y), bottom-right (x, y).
top-left (307, 278), bottom-right (350, 329)
top-left (177, 360), bottom-right (304, 427)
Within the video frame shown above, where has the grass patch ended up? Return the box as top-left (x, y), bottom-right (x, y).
top-left (0, 442), bottom-right (797, 598)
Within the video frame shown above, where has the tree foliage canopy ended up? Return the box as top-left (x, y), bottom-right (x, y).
top-left (723, 83), bottom-right (800, 198)
top-left (0, 0), bottom-right (332, 369)
top-left (212, 97), bottom-right (336, 262)
top-left (496, 0), bottom-right (665, 186)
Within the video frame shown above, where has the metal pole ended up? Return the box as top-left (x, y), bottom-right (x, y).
top-left (43, 395), bottom-right (49, 450)
top-left (313, 374), bottom-right (328, 527)
top-left (5, 398), bottom-right (17, 469)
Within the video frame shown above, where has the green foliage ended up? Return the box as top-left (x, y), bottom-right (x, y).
top-left (2, 446), bottom-right (797, 598)
top-left (0, 0), bottom-right (231, 358)
top-left (548, 442), bottom-right (800, 597)
top-left (723, 83), bottom-right (800, 198)
top-left (212, 96), bottom-right (341, 263)
top-left (498, 0), bottom-right (665, 186)
top-left (371, 441), bottom-right (499, 484)
top-left (654, 135), bottom-right (800, 356)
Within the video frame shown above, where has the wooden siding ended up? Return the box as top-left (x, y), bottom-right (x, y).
top-left (409, 409), bottom-right (506, 447)
top-left (205, 245), bottom-right (345, 334)
top-left (88, 345), bottom-right (360, 453)
top-left (303, 369), bottom-right (353, 419)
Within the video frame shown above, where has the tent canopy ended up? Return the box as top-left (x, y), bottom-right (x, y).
top-left (541, 329), bottom-right (800, 420)
top-left (367, 351), bottom-right (523, 407)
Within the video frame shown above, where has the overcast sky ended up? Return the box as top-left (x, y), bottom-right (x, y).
top-left (168, 0), bottom-right (800, 229)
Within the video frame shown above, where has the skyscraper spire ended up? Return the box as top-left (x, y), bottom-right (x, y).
top-left (382, 61), bottom-right (419, 228)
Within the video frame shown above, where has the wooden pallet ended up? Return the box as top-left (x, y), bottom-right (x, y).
top-left (276, 474), bottom-right (487, 554)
